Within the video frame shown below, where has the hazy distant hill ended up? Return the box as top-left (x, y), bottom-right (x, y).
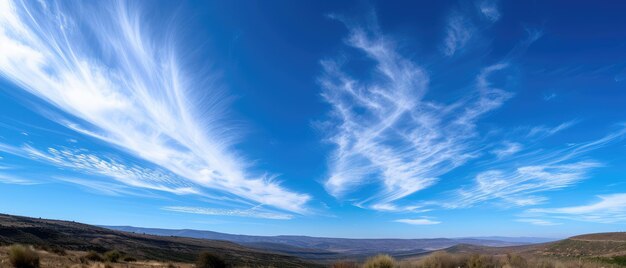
top-left (103, 225), bottom-right (544, 259)
top-left (0, 214), bottom-right (318, 267)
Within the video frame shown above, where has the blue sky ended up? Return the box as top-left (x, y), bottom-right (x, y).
top-left (0, 0), bottom-right (626, 239)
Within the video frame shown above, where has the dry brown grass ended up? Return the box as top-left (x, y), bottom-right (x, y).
top-left (350, 252), bottom-right (626, 268)
top-left (363, 254), bottom-right (395, 268)
top-left (8, 244), bottom-right (39, 268)
top-left (0, 245), bottom-right (193, 268)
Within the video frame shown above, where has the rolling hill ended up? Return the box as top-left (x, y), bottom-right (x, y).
top-left (0, 213), bottom-right (319, 267)
top-left (103, 225), bottom-right (543, 260)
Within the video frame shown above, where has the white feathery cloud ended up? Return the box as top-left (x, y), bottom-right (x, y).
top-left (477, 0), bottom-right (500, 22)
top-left (394, 218), bottom-right (441, 225)
top-left (449, 128), bottom-right (626, 208)
top-left (162, 206), bottom-right (293, 220)
top-left (451, 161), bottom-right (601, 208)
top-left (0, 0), bottom-right (309, 213)
top-left (491, 141), bottom-right (522, 159)
top-left (320, 24), bottom-right (511, 210)
top-left (527, 120), bottom-right (578, 138)
top-left (526, 193), bottom-right (626, 223)
top-left (443, 14), bottom-right (473, 56)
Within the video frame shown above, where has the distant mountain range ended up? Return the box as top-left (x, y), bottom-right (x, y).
top-left (102, 225), bottom-right (556, 259)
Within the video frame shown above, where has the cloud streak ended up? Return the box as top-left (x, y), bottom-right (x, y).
top-left (0, 173), bottom-right (39, 185)
top-left (395, 218), bottom-right (441, 225)
top-left (448, 128), bottom-right (626, 208)
top-left (0, 0), bottom-right (309, 213)
top-left (162, 206), bottom-right (293, 220)
top-left (526, 193), bottom-right (626, 223)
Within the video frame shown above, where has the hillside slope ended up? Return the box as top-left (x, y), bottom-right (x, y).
top-left (0, 214), bottom-right (319, 267)
top-left (443, 232), bottom-right (626, 258)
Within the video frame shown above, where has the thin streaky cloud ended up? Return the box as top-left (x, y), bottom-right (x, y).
top-left (0, 0), bottom-right (309, 213)
top-left (57, 177), bottom-right (157, 198)
top-left (162, 206), bottom-right (294, 220)
top-left (394, 218), bottom-right (441, 225)
top-left (526, 193), bottom-right (626, 223)
top-left (515, 218), bottom-right (560, 226)
top-left (527, 120), bottom-right (579, 138)
top-left (447, 128), bottom-right (626, 209)
top-left (0, 173), bottom-right (39, 185)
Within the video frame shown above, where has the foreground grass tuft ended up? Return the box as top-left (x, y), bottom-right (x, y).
top-left (364, 254), bottom-right (395, 268)
top-left (8, 244), bottom-right (40, 268)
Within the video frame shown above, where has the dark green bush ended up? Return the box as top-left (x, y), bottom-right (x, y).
top-left (8, 244), bottom-right (40, 268)
top-left (196, 252), bottom-right (226, 268)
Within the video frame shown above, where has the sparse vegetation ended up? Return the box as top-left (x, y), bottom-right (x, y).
top-left (81, 250), bottom-right (104, 263)
top-left (8, 244), bottom-right (40, 268)
top-left (104, 249), bottom-right (122, 262)
top-left (364, 254), bottom-right (395, 268)
top-left (408, 251), bottom-right (466, 268)
top-left (196, 252), bottom-right (226, 268)
top-left (357, 251), bottom-right (626, 268)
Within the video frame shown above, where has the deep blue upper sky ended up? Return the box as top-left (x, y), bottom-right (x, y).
top-left (0, 0), bottom-right (625, 238)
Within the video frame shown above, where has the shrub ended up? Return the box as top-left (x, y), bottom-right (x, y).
top-left (196, 252), bottom-right (226, 268)
top-left (467, 254), bottom-right (498, 268)
top-left (81, 251), bottom-right (104, 262)
top-left (8, 244), bottom-right (40, 268)
top-left (104, 250), bottom-right (122, 262)
top-left (364, 254), bottom-right (395, 268)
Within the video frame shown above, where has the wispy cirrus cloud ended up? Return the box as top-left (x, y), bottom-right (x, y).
top-left (448, 127), bottom-right (626, 208)
top-left (525, 193), bottom-right (626, 223)
top-left (57, 177), bottom-right (156, 198)
top-left (394, 218), bottom-right (441, 225)
top-left (162, 206), bottom-right (293, 220)
top-left (491, 141), bottom-right (522, 159)
top-left (443, 13), bottom-right (473, 56)
top-left (527, 120), bottom-right (578, 138)
top-left (477, 0), bottom-right (500, 22)
top-left (0, 173), bottom-right (39, 185)
top-left (515, 218), bottom-right (560, 226)
top-left (0, 0), bottom-right (309, 213)
top-left (320, 20), bottom-right (512, 210)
